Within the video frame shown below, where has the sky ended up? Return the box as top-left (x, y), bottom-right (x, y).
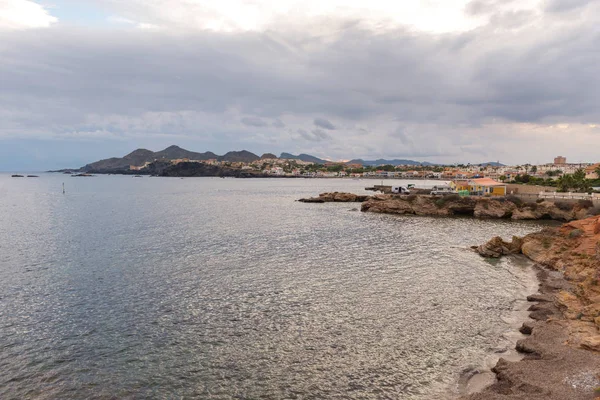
top-left (0, 0), bottom-right (599, 170)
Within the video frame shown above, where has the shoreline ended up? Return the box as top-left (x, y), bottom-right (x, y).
top-left (461, 217), bottom-right (600, 399)
top-left (460, 265), bottom-right (600, 400)
top-left (456, 255), bottom-right (540, 397)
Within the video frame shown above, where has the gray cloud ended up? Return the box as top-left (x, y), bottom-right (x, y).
top-left (241, 116), bottom-right (268, 127)
top-left (272, 118), bottom-right (285, 128)
top-left (1, 1), bottom-right (599, 167)
top-left (314, 117), bottom-right (336, 130)
top-left (389, 127), bottom-right (412, 146)
top-left (545, 0), bottom-right (593, 12)
top-left (297, 128), bottom-right (331, 142)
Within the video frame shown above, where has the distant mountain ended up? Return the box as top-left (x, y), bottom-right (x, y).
top-left (478, 161), bottom-right (505, 167)
top-left (79, 146), bottom-right (451, 173)
top-left (260, 153), bottom-right (278, 159)
top-left (82, 148), bottom-right (155, 171)
top-left (154, 145), bottom-right (218, 161)
top-left (280, 153), bottom-right (327, 164)
top-left (220, 150), bottom-right (260, 163)
top-left (346, 159), bottom-right (433, 166)
top-left (82, 145), bottom-right (259, 172)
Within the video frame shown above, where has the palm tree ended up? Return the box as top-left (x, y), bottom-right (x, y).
top-left (573, 168), bottom-right (588, 191)
top-left (557, 174), bottom-right (574, 192)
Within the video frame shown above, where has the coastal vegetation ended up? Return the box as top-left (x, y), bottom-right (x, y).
top-left (508, 168), bottom-right (600, 193)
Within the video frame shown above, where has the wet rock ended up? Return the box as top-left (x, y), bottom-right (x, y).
top-left (476, 236), bottom-right (523, 258)
top-left (515, 339), bottom-right (539, 355)
top-left (519, 322), bottom-right (535, 335)
top-left (529, 308), bottom-right (554, 321)
top-left (299, 192), bottom-right (370, 203)
top-left (526, 294), bottom-right (552, 302)
top-left (298, 198), bottom-right (325, 203)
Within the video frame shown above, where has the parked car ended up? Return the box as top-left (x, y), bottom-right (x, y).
top-left (430, 185), bottom-right (458, 195)
top-left (392, 186), bottom-right (410, 194)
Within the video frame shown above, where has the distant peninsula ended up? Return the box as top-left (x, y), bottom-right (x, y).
top-left (53, 145), bottom-right (440, 177)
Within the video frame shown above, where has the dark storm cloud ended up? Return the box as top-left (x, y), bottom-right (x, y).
top-left (1, 17), bottom-right (598, 133)
top-left (313, 117), bottom-right (335, 130)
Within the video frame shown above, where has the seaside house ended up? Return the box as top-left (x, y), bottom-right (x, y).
top-left (450, 180), bottom-right (470, 191)
top-left (467, 178), bottom-right (507, 196)
top-left (585, 163), bottom-right (600, 179)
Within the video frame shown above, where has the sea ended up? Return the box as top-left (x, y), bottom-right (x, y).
top-left (0, 175), bottom-right (551, 399)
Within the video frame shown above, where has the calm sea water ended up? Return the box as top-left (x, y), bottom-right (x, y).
top-left (0, 175), bottom-right (549, 399)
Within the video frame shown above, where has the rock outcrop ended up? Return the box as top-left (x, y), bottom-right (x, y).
top-left (476, 236), bottom-right (524, 258)
top-left (298, 193), bottom-right (596, 222)
top-left (298, 192), bottom-right (371, 203)
top-left (476, 216), bottom-right (600, 351)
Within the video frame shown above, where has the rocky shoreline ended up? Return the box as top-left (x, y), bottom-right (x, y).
top-left (461, 216), bottom-right (600, 399)
top-left (301, 192), bottom-right (600, 398)
top-left (299, 192), bottom-right (598, 222)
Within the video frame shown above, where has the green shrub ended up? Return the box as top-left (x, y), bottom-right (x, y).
top-left (588, 206), bottom-right (600, 216)
top-left (434, 194), bottom-right (461, 208)
top-left (569, 229), bottom-right (584, 239)
top-left (577, 199), bottom-right (594, 209)
top-left (525, 202), bottom-right (538, 210)
top-left (506, 195), bottom-right (523, 206)
top-left (536, 198), bottom-right (544, 203)
top-left (555, 201), bottom-right (574, 211)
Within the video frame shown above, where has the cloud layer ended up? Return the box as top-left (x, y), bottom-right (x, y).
top-left (0, 0), bottom-right (599, 168)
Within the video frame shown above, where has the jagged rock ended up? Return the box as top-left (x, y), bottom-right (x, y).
top-left (298, 198), bottom-right (325, 203)
top-left (303, 193), bottom-right (596, 223)
top-left (519, 322), bottom-right (535, 335)
top-left (526, 294), bottom-right (552, 302)
top-left (516, 339), bottom-right (539, 355)
top-left (476, 236), bottom-right (523, 258)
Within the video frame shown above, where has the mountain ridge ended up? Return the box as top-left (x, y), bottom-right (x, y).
top-left (79, 145), bottom-right (492, 172)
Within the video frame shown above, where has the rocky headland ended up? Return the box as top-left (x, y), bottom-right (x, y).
top-left (299, 192), bottom-right (598, 222)
top-left (462, 215), bottom-right (600, 399)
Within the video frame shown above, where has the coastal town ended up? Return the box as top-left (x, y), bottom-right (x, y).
top-left (128, 154), bottom-right (600, 195)
top-left (132, 154), bottom-right (597, 180)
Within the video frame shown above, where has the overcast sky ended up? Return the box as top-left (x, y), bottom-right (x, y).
top-left (0, 0), bottom-right (599, 169)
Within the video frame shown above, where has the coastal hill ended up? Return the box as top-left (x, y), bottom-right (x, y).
top-left (82, 145), bottom-right (219, 172)
top-left (78, 145), bottom-right (445, 173)
top-left (81, 146), bottom-right (266, 172)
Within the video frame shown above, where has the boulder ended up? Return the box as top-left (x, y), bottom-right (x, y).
top-left (476, 236), bottom-right (523, 258)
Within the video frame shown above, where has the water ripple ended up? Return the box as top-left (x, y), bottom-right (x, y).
top-left (0, 176), bottom-right (552, 399)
